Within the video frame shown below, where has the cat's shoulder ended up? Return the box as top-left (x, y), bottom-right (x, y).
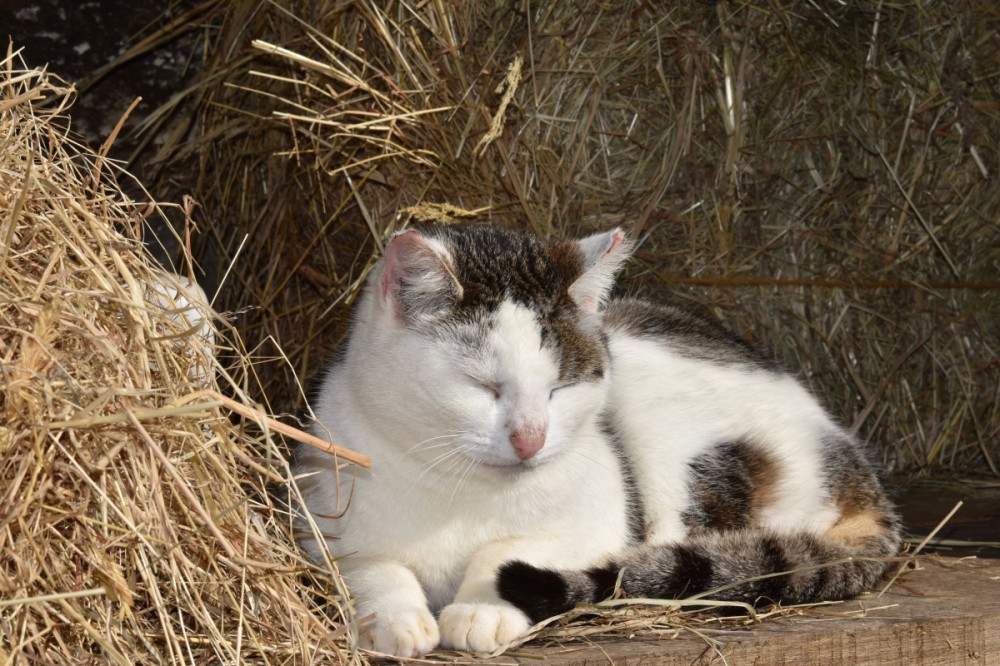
top-left (602, 297), bottom-right (777, 369)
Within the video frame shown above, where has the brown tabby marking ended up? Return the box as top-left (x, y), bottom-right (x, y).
top-left (682, 441), bottom-right (780, 533)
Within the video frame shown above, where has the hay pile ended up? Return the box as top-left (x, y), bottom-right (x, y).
top-left (0, 50), bottom-right (358, 664)
top-left (152, 0), bottom-right (999, 477)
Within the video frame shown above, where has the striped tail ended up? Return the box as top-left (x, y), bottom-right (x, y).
top-left (497, 526), bottom-right (902, 624)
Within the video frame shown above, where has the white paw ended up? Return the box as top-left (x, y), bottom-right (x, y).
top-left (438, 602), bottom-right (531, 653)
top-left (357, 604), bottom-right (439, 657)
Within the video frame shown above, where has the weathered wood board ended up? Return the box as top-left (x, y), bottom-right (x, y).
top-left (486, 557), bottom-right (1000, 665)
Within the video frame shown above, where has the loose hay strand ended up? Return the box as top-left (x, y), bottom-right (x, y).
top-left (878, 500), bottom-right (964, 599)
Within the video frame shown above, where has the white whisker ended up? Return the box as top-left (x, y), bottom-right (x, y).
top-left (402, 431), bottom-right (465, 455)
top-left (416, 445), bottom-right (469, 480)
top-left (448, 454), bottom-right (483, 503)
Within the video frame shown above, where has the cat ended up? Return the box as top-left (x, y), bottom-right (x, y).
top-left (293, 224), bottom-right (901, 657)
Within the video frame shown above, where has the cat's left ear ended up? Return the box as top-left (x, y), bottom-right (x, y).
top-left (568, 228), bottom-right (633, 314)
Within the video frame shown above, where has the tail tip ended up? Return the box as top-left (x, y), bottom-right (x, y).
top-left (497, 560), bottom-right (574, 624)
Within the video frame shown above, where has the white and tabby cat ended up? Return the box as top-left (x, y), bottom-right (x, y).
top-left (294, 224), bottom-right (901, 657)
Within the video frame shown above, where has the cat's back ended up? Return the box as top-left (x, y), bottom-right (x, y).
top-left (602, 297), bottom-right (774, 369)
top-left (599, 297), bottom-right (809, 428)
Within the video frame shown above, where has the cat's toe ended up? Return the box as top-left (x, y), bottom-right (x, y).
top-left (438, 602), bottom-right (531, 653)
top-left (358, 605), bottom-right (439, 657)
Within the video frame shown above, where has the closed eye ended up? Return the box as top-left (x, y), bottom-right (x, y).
top-left (465, 374), bottom-right (501, 400)
top-left (549, 383), bottom-right (576, 400)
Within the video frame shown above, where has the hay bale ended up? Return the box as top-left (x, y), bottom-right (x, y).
top-left (153, 0), bottom-right (999, 476)
top-left (0, 49), bottom-right (355, 663)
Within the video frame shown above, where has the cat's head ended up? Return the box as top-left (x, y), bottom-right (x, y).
top-left (363, 224), bottom-right (632, 472)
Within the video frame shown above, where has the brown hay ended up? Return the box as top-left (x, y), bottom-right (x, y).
top-left (150, 0), bottom-right (1000, 477)
top-left (0, 48), bottom-right (358, 664)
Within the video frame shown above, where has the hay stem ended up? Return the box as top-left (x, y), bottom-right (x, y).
top-left (178, 389), bottom-right (372, 468)
top-left (47, 400), bottom-right (223, 429)
top-left (877, 501), bottom-right (963, 599)
top-left (0, 588), bottom-right (107, 609)
top-left (91, 95), bottom-right (142, 192)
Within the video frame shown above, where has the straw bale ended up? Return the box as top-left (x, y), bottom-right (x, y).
top-left (152, 0), bottom-right (999, 476)
top-left (0, 49), bottom-right (358, 664)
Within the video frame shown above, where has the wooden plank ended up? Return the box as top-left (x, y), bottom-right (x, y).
top-left (486, 557), bottom-right (1000, 665)
top-left (898, 483), bottom-right (1000, 559)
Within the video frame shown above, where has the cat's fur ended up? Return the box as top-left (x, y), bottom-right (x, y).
top-left (294, 224), bottom-right (901, 657)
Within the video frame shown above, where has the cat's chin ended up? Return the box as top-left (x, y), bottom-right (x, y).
top-left (477, 457), bottom-right (548, 476)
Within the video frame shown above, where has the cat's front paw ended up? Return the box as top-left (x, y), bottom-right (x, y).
top-left (357, 604), bottom-right (439, 657)
top-left (438, 602), bottom-right (531, 653)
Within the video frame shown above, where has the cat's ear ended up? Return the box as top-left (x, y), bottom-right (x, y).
top-left (568, 228), bottom-right (633, 314)
top-left (380, 229), bottom-right (463, 320)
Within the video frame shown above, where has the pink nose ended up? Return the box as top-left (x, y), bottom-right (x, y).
top-left (510, 428), bottom-right (546, 460)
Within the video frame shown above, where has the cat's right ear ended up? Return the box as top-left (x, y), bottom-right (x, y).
top-left (380, 230), bottom-right (463, 320)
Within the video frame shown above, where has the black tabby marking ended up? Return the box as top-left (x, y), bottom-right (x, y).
top-left (753, 535), bottom-right (793, 602)
top-left (437, 225), bottom-right (581, 312)
top-left (662, 544), bottom-right (715, 598)
top-left (584, 565), bottom-right (620, 603)
top-left (496, 561), bottom-right (622, 625)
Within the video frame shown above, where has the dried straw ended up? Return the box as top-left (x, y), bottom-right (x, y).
top-left (0, 47), bottom-right (361, 664)
top-left (151, 0), bottom-right (999, 477)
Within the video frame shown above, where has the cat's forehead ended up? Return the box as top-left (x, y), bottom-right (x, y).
top-left (432, 225), bottom-right (581, 310)
top-left (438, 296), bottom-right (606, 385)
top-left (488, 300), bottom-right (560, 378)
